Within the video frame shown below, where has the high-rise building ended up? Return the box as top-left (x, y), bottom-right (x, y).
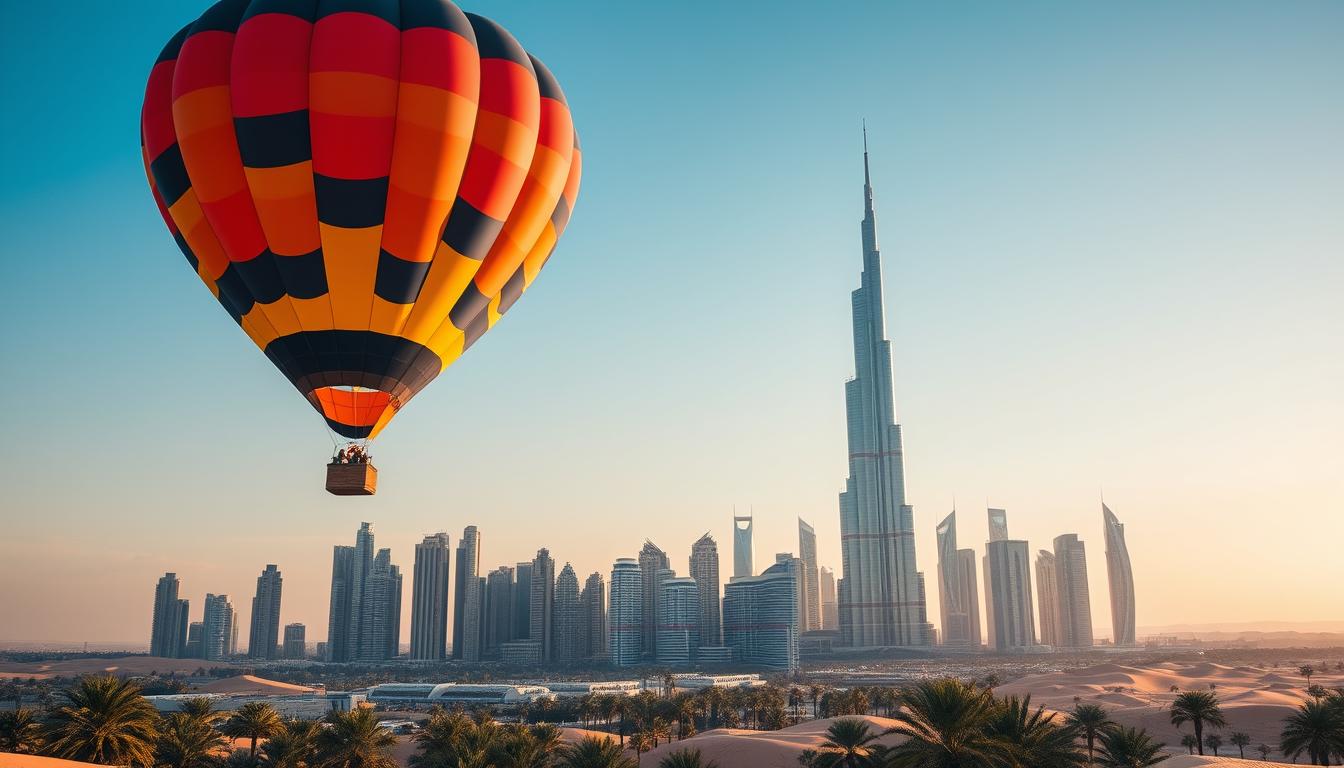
top-left (797, 519), bottom-right (821, 632)
top-left (580, 572), bottom-right (607, 660)
top-left (955, 550), bottom-right (981, 648)
top-left (410, 533), bottom-right (451, 661)
top-left (935, 512), bottom-right (979, 648)
top-left (608, 558), bottom-right (642, 667)
top-left (836, 135), bottom-right (933, 649)
top-left (346, 522), bottom-right (376, 659)
top-left (512, 562), bottom-right (533, 641)
top-left (453, 526), bottom-right (482, 660)
top-left (982, 509), bottom-right (1035, 651)
top-left (202, 593), bottom-right (234, 661)
top-left (638, 541), bottom-right (669, 658)
top-left (327, 522), bottom-right (385, 662)
top-left (247, 565), bottom-right (283, 660)
top-left (283, 623), bottom-right (306, 659)
top-left (326, 545), bottom-right (354, 662)
top-left (689, 533), bottom-right (722, 647)
top-left (484, 566), bottom-right (515, 655)
top-left (1035, 550), bottom-right (1061, 647)
top-left (1053, 534), bottom-right (1093, 649)
top-left (554, 563), bottom-right (581, 664)
top-left (819, 567), bottom-right (839, 630)
top-left (358, 548), bottom-right (402, 660)
top-left (732, 513), bottom-right (754, 578)
top-left (186, 622), bottom-right (203, 659)
top-left (150, 573), bottom-right (189, 658)
top-left (1103, 504), bottom-right (1136, 646)
top-left (529, 548), bottom-right (555, 662)
top-left (775, 553), bottom-right (809, 637)
top-left (656, 577), bottom-right (699, 666)
top-left (723, 562), bottom-right (799, 670)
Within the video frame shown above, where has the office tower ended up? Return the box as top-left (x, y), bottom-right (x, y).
top-left (837, 134), bottom-right (933, 649)
top-left (689, 533), bottom-right (722, 647)
top-left (529, 548), bottom-right (555, 662)
top-left (326, 522), bottom-right (379, 662)
top-left (359, 548), bottom-right (401, 660)
top-left (228, 604), bottom-right (239, 656)
top-left (608, 558), bottom-right (642, 666)
top-left (282, 623), bottom-right (306, 659)
top-left (982, 509), bottom-right (1035, 651)
top-left (656, 577), bottom-right (699, 666)
top-left (202, 593), bottom-right (234, 661)
top-left (409, 533), bottom-right (451, 661)
top-left (186, 622), bottom-right (203, 659)
top-left (1053, 534), bottom-right (1094, 649)
top-left (732, 512), bottom-right (754, 578)
top-left (775, 553), bottom-right (809, 636)
top-left (484, 566), bottom-right (515, 655)
top-left (1035, 550), bottom-right (1061, 647)
top-left (247, 564), bottom-right (283, 660)
top-left (151, 573), bottom-right (189, 658)
top-left (638, 541), bottom-right (669, 658)
top-left (797, 519), bottom-right (821, 632)
top-left (1103, 504), bottom-right (1136, 646)
top-left (453, 526), bottom-right (481, 660)
top-left (346, 522), bottom-right (376, 659)
top-left (723, 561), bottom-right (799, 670)
top-left (580, 572), bottom-right (607, 659)
top-left (554, 563), bottom-right (580, 664)
top-left (326, 545), bottom-right (354, 662)
top-left (512, 562), bottom-right (533, 641)
top-left (819, 567), bottom-right (839, 630)
top-left (936, 512), bottom-right (980, 648)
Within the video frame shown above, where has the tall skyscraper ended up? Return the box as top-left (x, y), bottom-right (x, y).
top-left (580, 572), bottom-right (607, 660)
top-left (819, 567), bottom-right (839, 630)
top-left (836, 134), bottom-right (933, 649)
top-left (608, 558), bottom-right (642, 667)
top-left (247, 565), bottom-right (283, 660)
top-left (638, 541), bottom-right (669, 658)
top-left (453, 526), bottom-right (482, 660)
top-left (484, 566), bottom-right (515, 655)
top-left (202, 593), bottom-right (234, 661)
top-left (150, 573), bottom-right (189, 658)
top-left (554, 563), bottom-right (581, 664)
top-left (689, 533), bottom-right (722, 647)
top-left (982, 509), bottom-right (1035, 651)
top-left (512, 562), bottom-right (533, 641)
top-left (326, 522), bottom-right (383, 662)
top-left (1035, 550), bottom-right (1061, 647)
top-left (935, 512), bottom-right (979, 648)
top-left (797, 519), bottom-right (821, 632)
top-left (283, 623), bottom-right (306, 659)
top-left (1103, 504), bottom-right (1136, 646)
top-left (656, 577), bottom-right (699, 666)
top-left (410, 533), bottom-right (451, 661)
top-left (732, 512), bottom-right (754, 578)
top-left (723, 562), bottom-right (800, 670)
top-left (346, 522), bottom-right (376, 660)
top-left (955, 550), bottom-right (981, 648)
top-left (359, 548), bottom-right (401, 660)
top-left (775, 553), bottom-right (809, 636)
top-left (186, 622), bottom-right (203, 658)
top-left (529, 548), bottom-right (555, 662)
top-left (1053, 534), bottom-right (1094, 649)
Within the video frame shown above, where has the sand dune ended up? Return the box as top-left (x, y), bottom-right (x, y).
top-left (195, 674), bottom-right (317, 695)
top-left (640, 716), bottom-right (902, 767)
top-left (1166, 758), bottom-right (1293, 768)
top-left (0, 656), bottom-right (208, 680)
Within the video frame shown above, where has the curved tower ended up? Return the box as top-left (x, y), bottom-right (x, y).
top-left (1103, 504), bottom-right (1136, 645)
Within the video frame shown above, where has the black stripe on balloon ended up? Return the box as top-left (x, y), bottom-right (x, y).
top-left (314, 175), bottom-right (389, 229)
top-left (315, 0), bottom-right (398, 26)
top-left (173, 230), bottom-right (199, 273)
top-left (235, 111), bottom-right (311, 168)
top-left (233, 252), bottom-right (289, 304)
top-left (241, 0), bottom-right (317, 23)
top-left (401, 0), bottom-right (475, 37)
top-left (215, 265), bottom-right (256, 321)
top-left (530, 55), bottom-right (566, 104)
top-left (497, 265), bottom-right (525, 315)
top-left (155, 25), bottom-right (191, 64)
top-left (191, 0), bottom-right (248, 34)
top-left (373, 250), bottom-right (431, 304)
top-left (460, 308), bottom-right (489, 351)
top-left (150, 144), bottom-right (191, 206)
top-left (274, 248), bottom-right (328, 299)
top-left (448, 281), bottom-right (489, 331)
top-left (550, 195), bottom-right (572, 232)
top-left (264, 329), bottom-right (442, 400)
top-left (466, 13), bottom-right (532, 69)
top-left (440, 197), bottom-right (504, 259)
top-left (325, 418), bottom-right (374, 439)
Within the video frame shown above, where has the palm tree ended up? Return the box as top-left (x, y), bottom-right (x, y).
top-left (315, 708), bottom-right (398, 768)
top-left (1168, 690), bottom-right (1225, 756)
top-left (1178, 735), bottom-right (1197, 755)
top-left (1093, 726), bottom-right (1169, 768)
top-left (409, 709), bottom-right (474, 768)
top-left (558, 735), bottom-right (635, 768)
top-left (657, 748), bottom-right (719, 768)
top-left (1300, 665), bottom-right (1316, 687)
top-left (492, 725), bottom-right (547, 768)
top-left (261, 720), bottom-right (321, 768)
top-left (44, 675), bottom-right (160, 767)
top-left (223, 702), bottom-right (285, 758)
top-left (180, 698), bottom-right (224, 726)
top-left (882, 679), bottom-right (1008, 768)
top-left (1065, 703), bottom-right (1112, 763)
top-left (0, 707), bottom-right (44, 754)
top-left (1256, 743), bottom-right (1272, 760)
top-left (810, 718), bottom-right (883, 768)
top-left (1202, 733), bottom-right (1221, 756)
top-left (987, 695), bottom-right (1086, 768)
top-left (156, 711), bottom-right (228, 768)
top-left (808, 685), bottom-right (825, 721)
top-left (1279, 696), bottom-right (1344, 766)
top-left (1228, 731), bottom-right (1250, 758)
top-left (629, 732), bottom-right (653, 766)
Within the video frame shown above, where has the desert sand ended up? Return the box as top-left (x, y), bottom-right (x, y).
top-left (0, 656), bottom-right (205, 680)
top-left (194, 674), bottom-right (318, 695)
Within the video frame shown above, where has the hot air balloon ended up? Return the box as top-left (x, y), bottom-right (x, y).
top-left (140, 0), bottom-right (581, 495)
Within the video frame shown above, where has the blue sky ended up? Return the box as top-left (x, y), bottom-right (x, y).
top-left (1, 1), bottom-right (1341, 643)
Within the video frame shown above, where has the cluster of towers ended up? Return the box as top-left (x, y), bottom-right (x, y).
top-left (149, 565), bottom-right (305, 661)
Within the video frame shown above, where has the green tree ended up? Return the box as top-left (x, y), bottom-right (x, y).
top-left (1202, 733), bottom-right (1221, 756)
top-left (1255, 743), bottom-right (1272, 760)
top-left (1168, 691), bottom-right (1225, 756)
top-left (44, 675), bottom-right (160, 767)
top-left (223, 703), bottom-right (284, 759)
top-left (882, 679), bottom-right (1008, 768)
top-left (657, 747), bottom-right (719, 768)
top-left (156, 711), bottom-right (228, 768)
top-left (1228, 731), bottom-right (1249, 759)
top-left (1279, 697), bottom-right (1344, 766)
top-left (808, 718), bottom-right (883, 768)
top-left (1094, 726), bottom-right (1169, 768)
top-left (1300, 665), bottom-right (1316, 687)
top-left (1178, 735), bottom-right (1197, 755)
top-left (1064, 703), bottom-right (1112, 763)
top-left (557, 735), bottom-right (635, 768)
top-left (0, 707), bottom-right (45, 754)
top-left (987, 695), bottom-right (1086, 768)
top-left (261, 720), bottom-right (321, 768)
top-left (409, 709), bottom-right (474, 768)
top-left (315, 708), bottom-right (398, 768)
top-left (491, 724), bottom-right (546, 768)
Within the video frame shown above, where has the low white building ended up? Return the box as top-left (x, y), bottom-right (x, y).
top-left (145, 691), bottom-right (364, 719)
top-left (366, 683), bottom-right (552, 707)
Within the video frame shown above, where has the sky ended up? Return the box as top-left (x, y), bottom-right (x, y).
top-left (1, 1), bottom-right (1341, 648)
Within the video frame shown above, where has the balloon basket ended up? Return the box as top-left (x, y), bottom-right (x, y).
top-left (326, 463), bottom-right (378, 496)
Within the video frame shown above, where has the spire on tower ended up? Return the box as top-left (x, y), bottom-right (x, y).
top-left (862, 120), bottom-right (873, 214)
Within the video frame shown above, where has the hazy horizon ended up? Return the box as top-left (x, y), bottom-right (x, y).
top-left (1, 0), bottom-right (1341, 646)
